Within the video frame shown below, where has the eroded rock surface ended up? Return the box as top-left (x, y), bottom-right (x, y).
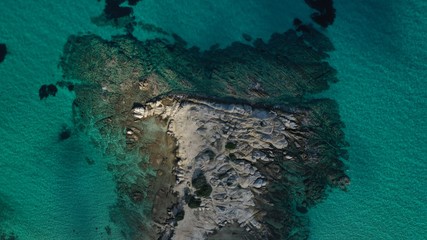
top-left (130, 96), bottom-right (349, 239)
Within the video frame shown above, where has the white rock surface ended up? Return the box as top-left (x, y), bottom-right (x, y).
top-left (136, 97), bottom-right (299, 239)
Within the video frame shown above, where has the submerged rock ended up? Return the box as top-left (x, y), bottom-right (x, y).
top-left (59, 125), bottom-right (71, 141)
top-left (60, 25), bottom-right (338, 103)
top-left (304, 0), bottom-right (336, 28)
top-left (56, 81), bottom-right (75, 91)
top-left (91, 0), bottom-right (140, 30)
top-left (242, 33), bottom-right (253, 42)
top-left (104, 0), bottom-right (132, 19)
top-left (0, 43), bottom-right (7, 63)
top-left (39, 84), bottom-right (58, 100)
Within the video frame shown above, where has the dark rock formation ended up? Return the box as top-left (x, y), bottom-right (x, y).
top-left (60, 27), bottom-right (338, 104)
top-left (127, 0), bottom-right (141, 6)
top-left (242, 33), bottom-right (253, 42)
top-left (305, 0), bottom-right (336, 28)
top-left (38, 84), bottom-right (58, 100)
top-left (59, 125), bottom-right (71, 141)
top-left (104, 226), bottom-right (112, 235)
top-left (104, 0), bottom-right (133, 19)
top-left (92, 0), bottom-right (142, 30)
top-left (91, 0), bottom-right (135, 30)
top-left (0, 43), bottom-right (7, 63)
top-left (56, 81), bottom-right (74, 91)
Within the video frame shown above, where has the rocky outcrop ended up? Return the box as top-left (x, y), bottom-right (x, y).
top-left (59, 18), bottom-right (348, 239)
top-left (131, 96), bottom-right (349, 239)
top-left (38, 84), bottom-right (58, 100)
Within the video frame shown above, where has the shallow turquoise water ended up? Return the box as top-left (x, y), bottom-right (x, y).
top-left (0, 1), bottom-right (124, 239)
top-left (309, 1), bottom-right (427, 239)
top-left (0, 0), bottom-right (425, 239)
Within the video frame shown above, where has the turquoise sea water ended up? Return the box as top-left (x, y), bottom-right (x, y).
top-left (0, 0), bottom-right (425, 239)
top-left (309, 1), bottom-right (427, 239)
top-left (0, 2), bottom-right (124, 239)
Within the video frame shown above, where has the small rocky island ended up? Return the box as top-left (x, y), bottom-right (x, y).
top-left (59, 18), bottom-right (349, 239)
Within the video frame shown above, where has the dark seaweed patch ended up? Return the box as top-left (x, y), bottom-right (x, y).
top-left (0, 43), bottom-right (7, 63)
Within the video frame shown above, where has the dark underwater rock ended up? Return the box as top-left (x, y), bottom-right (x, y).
top-left (305, 0), bottom-right (336, 28)
top-left (0, 43), bottom-right (7, 63)
top-left (105, 226), bottom-right (112, 235)
top-left (293, 18), bottom-right (310, 33)
top-left (39, 84), bottom-right (58, 100)
top-left (242, 33), bottom-right (253, 42)
top-left (296, 206), bottom-right (308, 214)
top-left (91, 0), bottom-right (139, 30)
top-left (59, 125), bottom-right (71, 141)
top-left (60, 26), bottom-right (338, 103)
top-left (56, 81), bottom-right (74, 91)
top-left (127, 0), bottom-right (141, 6)
top-left (104, 0), bottom-right (132, 19)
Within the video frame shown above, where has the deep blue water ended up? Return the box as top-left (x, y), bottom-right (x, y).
top-left (0, 0), bottom-right (425, 239)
